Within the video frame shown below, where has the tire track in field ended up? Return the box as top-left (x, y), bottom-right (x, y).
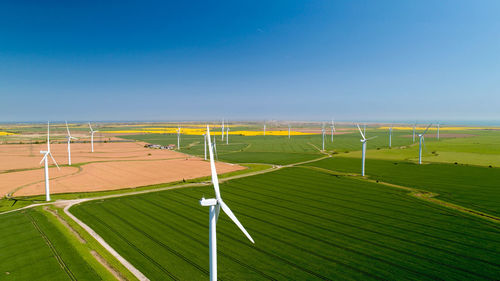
top-left (27, 211), bottom-right (78, 281)
top-left (123, 200), bottom-right (277, 281)
top-left (231, 178), bottom-right (500, 245)
top-left (75, 208), bottom-right (178, 281)
top-left (151, 193), bottom-right (386, 281)
top-left (210, 189), bottom-right (500, 279)
top-left (220, 185), bottom-right (500, 270)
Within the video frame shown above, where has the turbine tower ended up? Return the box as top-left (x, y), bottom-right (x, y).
top-left (226, 127), bottom-right (229, 144)
top-left (412, 122), bottom-right (416, 143)
top-left (356, 124), bottom-right (377, 176)
top-left (321, 123), bottom-right (325, 151)
top-left (418, 123), bottom-right (432, 164)
top-left (389, 125), bottom-right (393, 148)
top-left (330, 120), bottom-right (336, 142)
top-left (40, 121), bottom-right (60, 201)
top-left (288, 124), bottom-right (291, 139)
top-left (65, 121), bottom-right (78, 165)
top-left (263, 122), bottom-right (266, 136)
top-left (221, 119), bottom-right (225, 141)
top-left (88, 122), bottom-right (98, 152)
top-left (199, 125), bottom-right (255, 281)
top-left (177, 126), bottom-right (181, 150)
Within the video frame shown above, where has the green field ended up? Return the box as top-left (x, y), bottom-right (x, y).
top-left (0, 208), bottom-right (102, 280)
top-left (70, 168), bottom-right (500, 280)
top-left (303, 157), bottom-right (500, 217)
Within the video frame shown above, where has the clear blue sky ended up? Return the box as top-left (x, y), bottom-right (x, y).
top-left (1, 1), bottom-right (499, 122)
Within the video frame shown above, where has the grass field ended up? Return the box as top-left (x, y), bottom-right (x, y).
top-left (0, 208), bottom-right (102, 280)
top-left (303, 157), bottom-right (500, 217)
top-left (70, 167), bottom-right (500, 280)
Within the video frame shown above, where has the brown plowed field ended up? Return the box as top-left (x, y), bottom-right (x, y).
top-left (0, 141), bottom-right (244, 197)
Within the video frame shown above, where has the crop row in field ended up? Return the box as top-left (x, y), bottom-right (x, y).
top-left (303, 157), bottom-right (500, 217)
top-left (0, 208), bottom-right (101, 280)
top-left (71, 167), bottom-right (500, 280)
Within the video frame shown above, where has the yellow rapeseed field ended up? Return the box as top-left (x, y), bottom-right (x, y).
top-left (101, 128), bottom-right (315, 136)
top-left (0, 132), bottom-right (15, 136)
top-left (379, 126), bottom-right (499, 131)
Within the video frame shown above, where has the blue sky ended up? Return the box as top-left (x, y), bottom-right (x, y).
top-left (1, 1), bottom-right (499, 122)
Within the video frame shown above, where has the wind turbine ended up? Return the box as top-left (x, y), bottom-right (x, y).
top-left (321, 123), bottom-right (325, 151)
top-left (288, 124), bottom-right (291, 139)
top-left (226, 127), bottom-right (229, 144)
top-left (221, 119), bottom-right (225, 141)
top-left (40, 121), bottom-right (60, 201)
top-left (330, 120), bottom-right (336, 142)
top-left (437, 123), bottom-right (440, 140)
top-left (388, 124), bottom-right (393, 148)
top-left (263, 122), bottom-right (266, 136)
top-left (199, 125), bottom-right (254, 281)
top-left (356, 124), bottom-right (377, 176)
top-left (177, 126), bottom-right (181, 150)
top-left (88, 122), bottom-right (98, 152)
top-left (65, 121), bottom-right (78, 165)
top-left (213, 135), bottom-right (218, 160)
top-left (412, 122), bottom-right (416, 143)
top-left (418, 123), bottom-right (432, 164)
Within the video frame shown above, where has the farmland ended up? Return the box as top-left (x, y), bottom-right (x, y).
top-left (70, 167), bottom-right (500, 280)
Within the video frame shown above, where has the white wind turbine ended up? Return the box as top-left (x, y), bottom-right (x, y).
top-left (263, 122), bottom-right (266, 136)
top-left (88, 122), bottom-right (98, 152)
top-left (388, 124), bottom-right (393, 148)
top-left (177, 126), bottom-right (181, 150)
top-left (330, 120), bottom-right (336, 142)
top-left (412, 122), bottom-right (416, 143)
top-left (221, 119), bottom-right (225, 141)
top-left (321, 123), bottom-right (325, 151)
top-left (213, 135), bottom-right (218, 160)
top-left (418, 123), bottom-right (432, 165)
top-left (356, 124), bottom-right (377, 176)
top-left (199, 125), bottom-right (254, 281)
top-left (65, 121), bottom-right (78, 165)
top-left (40, 121), bottom-right (60, 201)
top-left (226, 127), bottom-right (229, 144)
top-left (288, 124), bottom-right (291, 139)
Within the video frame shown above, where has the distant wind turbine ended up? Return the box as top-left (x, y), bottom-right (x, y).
top-left (356, 124), bottom-right (377, 176)
top-left (213, 135), bottom-right (218, 160)
top-left (388, 125), bottom-right (393, 148)
top-left (221, 119), bottom-right (224, 141)
top-left (199, 125), bottom-right (255, 281)
top-left (226, 127), bottom-right (229, 144)
top-left (263, 122), bottom-right (266, 136)
top-left (177, 126), bottom-right (181, 150)
top-left (412, 122), bottom-right (416, 143)
top-left (40, 121), bottom-right (60, 201)
top-left (88, 122), bottom-right (98, 152)
top-left (321, 123), bottom-right (325, 151)
top-left (330, 120), bottom-right (336, 143)
top-left (418, 123), bottom-right (432, 164)
top-left (288, 124), bottom-right (291, 139)
top-left (65, 121), bottom-right (78, 165)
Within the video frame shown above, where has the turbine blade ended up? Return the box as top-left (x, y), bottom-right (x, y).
top-left (206, 126), bottom-right (221, 200)
top-left (356, 124), bottom-right (365, 139)
top-left (49, 152), bottom-right (60, 170)
top-left (66, 121), bottom-right (71, 137)
top-left (39, 154), bottom-right (48, 165)
top-left (219, 200), bottom-right (254, 243)
top-left (422, 123), bottom-right (433, 135)
top-left (366, 136), bottom-right (378, 141)
top-left (88, 122), bottom-right (93, 132)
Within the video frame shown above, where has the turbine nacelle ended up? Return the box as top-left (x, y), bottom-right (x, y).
top-left (200, 198), bottom-right (218, 207)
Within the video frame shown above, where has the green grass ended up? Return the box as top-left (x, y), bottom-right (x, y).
top-left (303, 157), bottom-right (500, 217)
top-left (0, 208), bottom-right (102, 280)
top-left (71, 167), bottom-right (500, 280)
